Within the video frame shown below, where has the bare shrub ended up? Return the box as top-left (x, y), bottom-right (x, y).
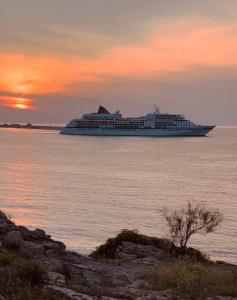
top-left (164, 202), bottom-right (223, 249)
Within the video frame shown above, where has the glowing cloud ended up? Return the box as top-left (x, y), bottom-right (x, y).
top-left (0, 19), bottom-right (237, 110)
top-left (0, 96), bottom-right (36, 110)
top-left (94, 20), bottom-right (237, 76)
top-left (0, 54), bottom-right (105, 98)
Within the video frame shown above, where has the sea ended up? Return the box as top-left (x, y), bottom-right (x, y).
top-left (0, 127), bottom-right (236, 264)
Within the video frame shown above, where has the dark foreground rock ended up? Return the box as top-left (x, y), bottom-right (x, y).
top-left (0, 211), bottom-right (236, 300)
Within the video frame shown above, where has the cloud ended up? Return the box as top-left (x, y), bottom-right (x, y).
top-left (2, 0), bottom-right (237, 60)
top-left (0, 96), bottom-right (36, 110)
top-left (0, 54), bottom-right (104, 97)
top-left (94, 19), bottom-right (237, 76)
top-left (0, 19), bottom-right (237, 104)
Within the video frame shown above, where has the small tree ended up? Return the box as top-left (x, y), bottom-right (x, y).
top-left (164, 202), bottom-right (223, 249)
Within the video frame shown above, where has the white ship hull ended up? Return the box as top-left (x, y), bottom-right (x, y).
top-left (60, 126), bottom-right (214, 137)
top-left (61, 106), bottom-right (215, 137)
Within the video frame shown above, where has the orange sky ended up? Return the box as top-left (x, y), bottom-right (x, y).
top-left (0, 1), bottom-right (237, 124)
top-left (1, 20), bottom-right (237, 110)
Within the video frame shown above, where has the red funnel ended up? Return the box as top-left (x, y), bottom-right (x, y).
top-left (98, 106), bottom-right (110, 114)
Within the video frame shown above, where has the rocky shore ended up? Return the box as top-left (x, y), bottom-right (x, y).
top-left (0, 211), bottom-right (236, 300)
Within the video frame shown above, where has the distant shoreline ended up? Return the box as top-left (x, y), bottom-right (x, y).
top-left (0, 123), bottom-right (62, 131)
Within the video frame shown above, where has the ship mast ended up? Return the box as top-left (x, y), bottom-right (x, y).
top-left (154, 104), bottom-right (160, 113)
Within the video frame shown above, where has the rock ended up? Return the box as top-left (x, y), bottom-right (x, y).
top-left (48, 271), bottom-right (66, 285)
top-left (2, 231), bottom-right (23, 249)
top-left (49, 285), bottom-right (124, 300)
top-left (210, 297), bottom-right (237, 300)
top-left (134, 256), bottom-right (161, 266)
top-left (17, 226), bottom-right (49, 241)
top-left (101, 298), bottom-right (122, 300)
top-left (0, 213), bottom-right (15, 235)
top-left (48, 285), bottom-right (96, 300)
top-left (83, 269), bottom-right (103, 287)
top-left (68, 263), bottom-right (98, 272)
top-left (17, 226), bottom-right (34, 240)
top-left (43, 240), bottom-right (66, 253)
top-left (22, 240), bottom-right (45, 256)
top-left (32, 228), bottom-right (48, 240)
top-left (0, 223), bottom-right (15, 235)
top-left (115, 242), bottom-right (159, 261)
top-left (0, 212), bottom-right (8, 220)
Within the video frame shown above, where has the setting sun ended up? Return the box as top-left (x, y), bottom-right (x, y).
top-left (0, 96), bottom-right (36, 110)
top-left (15, 103), bottom-right (27, 109)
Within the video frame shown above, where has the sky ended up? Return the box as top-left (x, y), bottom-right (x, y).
top-left (0, 0), bottom-right (237, 125)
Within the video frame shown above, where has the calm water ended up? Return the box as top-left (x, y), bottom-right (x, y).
top-left (0, 127), bottom-right (236, 264)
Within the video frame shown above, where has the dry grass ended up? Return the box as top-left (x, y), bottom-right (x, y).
top-left (142, 259), bottom-right (237, 299)
top-left (0, 250), bottom-right (66, 300)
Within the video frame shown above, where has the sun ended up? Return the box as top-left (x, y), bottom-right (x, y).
top-left (15, 103), bottom-right (28, 110)
top-left (0, 96), bottom-right (36, 110)
top-left (13, 97), bottom-right (36, 110)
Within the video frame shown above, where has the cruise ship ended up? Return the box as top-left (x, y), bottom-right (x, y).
top-left (60, 106), bottom-right (215, 137)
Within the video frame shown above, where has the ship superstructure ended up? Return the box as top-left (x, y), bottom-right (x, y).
top-left (60, 106), bottom-right (215, 137)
